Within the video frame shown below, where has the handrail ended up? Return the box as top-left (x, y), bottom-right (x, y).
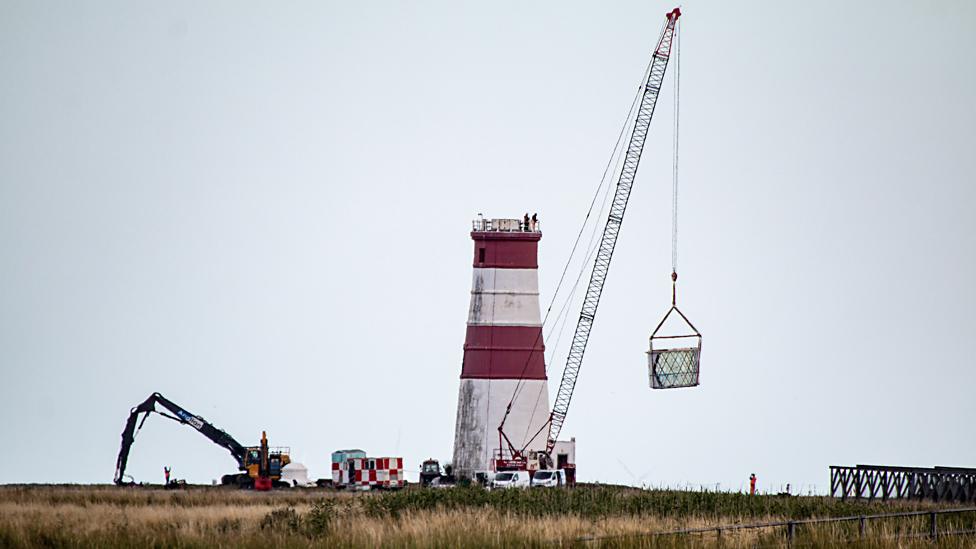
top-left (472, 218), bottom-right (541, 233)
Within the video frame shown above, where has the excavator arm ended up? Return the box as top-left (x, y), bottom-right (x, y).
top-left (113, 392), bottom-right (247, 485)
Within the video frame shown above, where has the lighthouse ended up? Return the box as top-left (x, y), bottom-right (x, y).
top-left (452, 216), bottom-right (551, 478)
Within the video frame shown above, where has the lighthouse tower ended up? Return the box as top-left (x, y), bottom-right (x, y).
top-left (452, 216), bottom-right (551, 478)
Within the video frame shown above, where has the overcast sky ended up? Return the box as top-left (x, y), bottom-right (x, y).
top-left (1, 1), bottom-right (974, 493)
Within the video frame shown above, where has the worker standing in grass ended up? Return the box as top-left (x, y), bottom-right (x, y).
top-left (164, 466), bottom-right (171, 485)
top-left (749, 473), bottom-right (757, 495)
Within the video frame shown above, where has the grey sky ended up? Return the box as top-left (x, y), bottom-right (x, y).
top-left (1, 1), bottom-right (974, 493)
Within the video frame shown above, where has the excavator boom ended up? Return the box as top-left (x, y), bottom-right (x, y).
top-left (113, 392), bottom-right (248, 485)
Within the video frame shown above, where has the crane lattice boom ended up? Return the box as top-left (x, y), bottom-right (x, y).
top-left (542, 8), bottom-right (681, 455)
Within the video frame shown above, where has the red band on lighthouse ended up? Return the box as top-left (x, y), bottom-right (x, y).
top-left (472, 230), bottom-right (540, 269)
top-left (461, 325), bottom-right (546, 379)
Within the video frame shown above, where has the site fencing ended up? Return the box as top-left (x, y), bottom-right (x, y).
top-left (576, 507), bottom-right (976, 546)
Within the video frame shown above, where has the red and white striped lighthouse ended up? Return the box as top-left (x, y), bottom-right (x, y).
top-left (452, 216), bottom-right (550, 478)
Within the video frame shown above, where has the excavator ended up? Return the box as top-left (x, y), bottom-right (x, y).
top-left (113, 392), bottom-right (290, 490)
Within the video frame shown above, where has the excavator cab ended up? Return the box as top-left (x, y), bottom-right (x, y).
top-left (244, 431), bottom-right (290, 490)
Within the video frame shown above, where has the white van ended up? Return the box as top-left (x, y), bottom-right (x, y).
top-left (531, 469), bottom-right (567, 488)
top-left (491, 471), bottom-right (530, 489)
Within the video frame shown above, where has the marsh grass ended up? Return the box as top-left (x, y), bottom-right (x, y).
top-left (0, 484), bottom-right (970, 547)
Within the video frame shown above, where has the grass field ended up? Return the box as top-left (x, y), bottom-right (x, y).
top-left (1, 484), bottom-right (973, 547)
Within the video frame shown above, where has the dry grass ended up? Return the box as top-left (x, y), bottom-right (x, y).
top-left (0, 485), bottom-right (972, 548)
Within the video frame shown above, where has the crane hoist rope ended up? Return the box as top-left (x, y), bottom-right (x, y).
top-left (495, 7), bottom-right (686, 467)
top-left (649, 13), bottom-right (702, 392)
top-left (672, 19), bottom-right (681, 276)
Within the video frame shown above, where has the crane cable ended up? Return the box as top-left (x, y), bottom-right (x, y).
top-left (501, 79), bottom-right (646, 436)
top-left (516, 49), bottom-right (661, 447)
top-left (670, 19), bottom-right (681, 301)
top-left (515, 15), bottom-right (681, 450)
top-left (501, 14), bottom-right (674, 452)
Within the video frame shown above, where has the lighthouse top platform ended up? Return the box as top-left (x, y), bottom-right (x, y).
top-left (470, 216), bottom-right (541, 269)
top-left (472, 217), bottom-right (541, 234)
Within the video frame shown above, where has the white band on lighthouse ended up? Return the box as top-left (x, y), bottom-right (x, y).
top-left (471, 268), bottom-right (540, 295)
top-left (468, 270), bottom-right (542, 328)
top-left (454, 378), bottom-right (550, 477)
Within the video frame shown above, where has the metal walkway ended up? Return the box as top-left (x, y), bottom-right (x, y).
top-left (831, 464), bottom-right (976, 502)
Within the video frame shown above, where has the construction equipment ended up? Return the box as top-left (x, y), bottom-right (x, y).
top-left (419, 459), bottom-right (456, 487)
top-left (496, 7), bottom-right (687, 472)
top-left (113, 392), bottom-right (290, 490)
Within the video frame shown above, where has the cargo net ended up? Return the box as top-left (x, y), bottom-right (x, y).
top-left (648, 347), bottom-right (700, 389)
